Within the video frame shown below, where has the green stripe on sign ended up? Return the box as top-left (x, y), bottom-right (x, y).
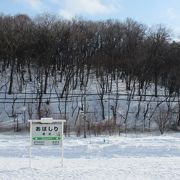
top-left (32, 137), bottom-right (61, 140)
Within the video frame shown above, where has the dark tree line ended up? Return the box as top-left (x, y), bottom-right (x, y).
top-left (0, 14), bottom-right (179, 94)
top-left (0, 13), bottom-right (180, 134)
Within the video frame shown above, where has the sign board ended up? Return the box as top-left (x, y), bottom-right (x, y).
top-left (28, 118), bottom-right (66, 167)
top-left (31, 122), bottom-right (62, 146)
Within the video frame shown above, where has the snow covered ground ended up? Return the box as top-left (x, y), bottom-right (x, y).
top-left (0, 132), bottom-right (180, 180)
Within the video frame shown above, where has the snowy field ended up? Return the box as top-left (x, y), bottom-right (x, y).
top-left (0, 132), bottom-right (180, 180)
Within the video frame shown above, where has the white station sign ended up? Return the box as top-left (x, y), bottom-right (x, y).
top-left (31, 122), bottom-right (62, 146)
top-left (28, 118), bottom-right (66, 167)
top-left (29, 118), bottom-right (65, 146)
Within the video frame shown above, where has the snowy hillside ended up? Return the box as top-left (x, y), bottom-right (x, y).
top-left (0, 15), bottom-right (180, 135)
top-left (0, 70), bottom-right (179, 135)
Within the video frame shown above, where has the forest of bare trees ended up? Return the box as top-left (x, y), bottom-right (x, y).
top-left (0, 13), bottom-right (180, 135)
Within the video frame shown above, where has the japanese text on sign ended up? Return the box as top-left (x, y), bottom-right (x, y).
top-left (32, 123), bottom-right (62, 146)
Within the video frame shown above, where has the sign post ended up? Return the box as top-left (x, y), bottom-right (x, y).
top-left (28, 118), bottom-right (66, 168)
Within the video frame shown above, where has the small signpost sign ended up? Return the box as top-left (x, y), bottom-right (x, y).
top-left (28, 118), bottom-right (66, 167)
top-left (31, 122), bottom-right (62, 146)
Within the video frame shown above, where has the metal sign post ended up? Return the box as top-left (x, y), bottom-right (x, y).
top-left (28, 118), bottom-right (66, 168)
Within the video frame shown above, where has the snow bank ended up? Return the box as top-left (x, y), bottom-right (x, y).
top-left (0, 133), bottom-right (180, 180)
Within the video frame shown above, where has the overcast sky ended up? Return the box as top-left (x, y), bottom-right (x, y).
top-left (1, 0), bottom-right (180, 38)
